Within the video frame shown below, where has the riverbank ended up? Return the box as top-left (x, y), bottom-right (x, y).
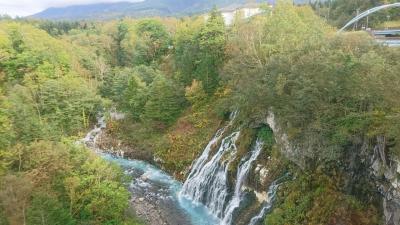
top-left (99, 153), bottom-right (219, 225)
top-left (96, 128), bottom-right (155, 163)
top-left (130, 190), bottom-right (193, 225)
top-left (85, 115), bottom-right (219, 225)
top-left (130, 196), bottom-right (169, 225)
top-left (93, 114), bottom-right (286, 225)
top-left (83, 117), bottom-right (187, 225)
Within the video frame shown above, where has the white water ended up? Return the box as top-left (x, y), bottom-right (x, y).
top-left (248, 177), bottom-right (285, 225)
top-left (82, 112), bottom-right (279, 225)
top-left (82, 115), bottom-right (106, 148)
top-left (180, 111), bottom-right (278, 225)
top-left (81, 115), bottom-right (219, 225)
top-left (181, 131), bottom-right (240, 218)
top-left (184, 127), bottom-right (226, 183)
top-left (186, 111), bottom-right (237, 181)
top-left (220, 139), bottom-right (264, 225)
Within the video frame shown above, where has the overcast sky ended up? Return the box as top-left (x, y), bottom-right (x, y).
top-left (0, 0), bottom-right (143, 17)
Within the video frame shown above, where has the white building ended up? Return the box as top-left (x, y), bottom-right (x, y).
top-left (219, 3), bottom-right (271, 26)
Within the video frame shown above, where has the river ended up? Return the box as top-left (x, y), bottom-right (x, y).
top-left (82, 114), bottom-right (280, 225)
top-left (100, 153), bottom-right (220, 225)
top-left (82, 116), bottom-right (219, 225)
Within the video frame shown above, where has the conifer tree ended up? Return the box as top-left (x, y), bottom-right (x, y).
top-left (143, 75), bottom-right (185, 125)
top-left (196, 7), bottom-right (226, 93)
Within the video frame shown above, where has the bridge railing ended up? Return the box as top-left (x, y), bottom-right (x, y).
top-left (338, 3), bottom-right (400, 32)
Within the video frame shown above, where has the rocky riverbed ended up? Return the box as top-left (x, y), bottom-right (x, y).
top-left (130, 195), bottom-right (191, 225)
top-left (83, 116), bottom-right (217, 225)
top-left (100, 153), bottom-right (217, 225)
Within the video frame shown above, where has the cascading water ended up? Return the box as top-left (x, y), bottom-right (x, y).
top-left (82, 115), bottom-right (106, 148)
top-left (82, 112), bottom-right (281, 225)
top-left (180, 131), bottom-right (241, 218)
top-left (186, 111), bottom-right (237, 179)
top-left (184, 127), bottom-right (226, 183)
top-left (180, 111), bottom-right (279, 225)
top-left (220, 139), bottom-right (264, 225)
top-left (248, 175), bottom-right (287, 225)
top-left (81, 115), bottom-right (219, 225)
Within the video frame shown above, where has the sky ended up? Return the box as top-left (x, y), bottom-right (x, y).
top-left (0, 0), bottom-right (143, 17)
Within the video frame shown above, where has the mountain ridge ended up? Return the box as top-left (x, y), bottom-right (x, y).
top-left (30, 0), bottom-right (288, 20)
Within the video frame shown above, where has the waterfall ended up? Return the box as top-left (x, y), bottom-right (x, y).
top-left (180, 131), bottom-right (240, 218)
top-left (82, 115), bottom-right (106, 148)
top-left (184, 127), bottom-right (226, 183)
top-left (181, 110), bottom-right (270, 224)
top-left (220, 139), bottom-right (263, 225)
top-left (180, 111), bottom-right (239, 219)
top-left (83, 111), bottom-right (283, 225)
top-left (248, 176), bottom-right (286, 225)
top-left (182, 112), bottom-right (237, 193)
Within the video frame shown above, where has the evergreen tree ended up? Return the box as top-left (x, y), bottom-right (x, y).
top-left (134, 19), bottom-right (171, 65)
top-left (173, 18), bottom-right (204, 86)
top-left (143, 75), bottom-right (185, 126)
top-left (196, 7), bottom-right (226, 93)
top-left (122, 74), bottom-right (148, 120)
top-left (114, 22), bottom-right (128, 66)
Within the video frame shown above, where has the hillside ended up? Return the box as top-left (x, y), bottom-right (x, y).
top-left (29, 0), bottom-right (300, 20)
top-left (2, 1), bottom-right (400, 225)
top-left (30, 0), bottom-right (245, 20)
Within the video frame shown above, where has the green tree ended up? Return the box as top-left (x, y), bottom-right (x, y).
top-left (1, 23), bottom-right (72, 83)
top-left (27, 193), bottom-right (76, 225)
top-left (9, 85), bottom-right (47, 143)
top-left (0, 88), bottom-right (14, 148)
top-left (114, 22), bottom-right (129, 66)
top-left (185, 79), bottom-right (207, 110)
top-left (67, 156), bottom-right (130, 224)
top-left (121, 72), bottom-right (148, 120)
top-left (174, 8), bottom-right (226, 93)
top-left (37, 75), bottom-right (102, 135)
top-left (133, 65), bottom-right (158, 85)
top-left (143, 75), bottom-right (185, 126)
top-left (0, 92), bottom-right (14, 174)
top-left (101, 67), bottom-right (152, 120)
top-left (174, 18), bottom-right (204, 86)
top-left (133, 19), bottom-right (171, 65)
top-left (195, 7), bottom-right (226, 93)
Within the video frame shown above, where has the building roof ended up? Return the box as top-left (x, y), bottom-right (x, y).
top-left (220, 2), bottom-right (267, 13)
top-left (220, 4), bottom-right (243, 13)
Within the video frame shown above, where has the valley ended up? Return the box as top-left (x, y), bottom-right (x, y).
top-left (1, 1), bottom-right (400, 225)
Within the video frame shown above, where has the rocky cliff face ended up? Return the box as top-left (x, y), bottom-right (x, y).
top-left (266, 111), bottom-right (400, 225)
top-left (371, 136), bottom-right (400, 225)
top-left (265, 112), bottom-right (307, 169)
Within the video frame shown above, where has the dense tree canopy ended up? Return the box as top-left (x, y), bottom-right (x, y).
top-left (174, 8), bottom-right (226, 93)
top-left (134, 19), bottom-right (171, 65)
top-left (0, 21), bottom-right (140, 225)
top-left (143, 74), bottom-right (186, 125)
top-left (0, 1), bottom-right (399, 224)
top-left (224, 1), bottom-right (400, 165)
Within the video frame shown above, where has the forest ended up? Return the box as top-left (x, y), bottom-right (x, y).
top-left (0, 0), bottom-right (400, 225)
